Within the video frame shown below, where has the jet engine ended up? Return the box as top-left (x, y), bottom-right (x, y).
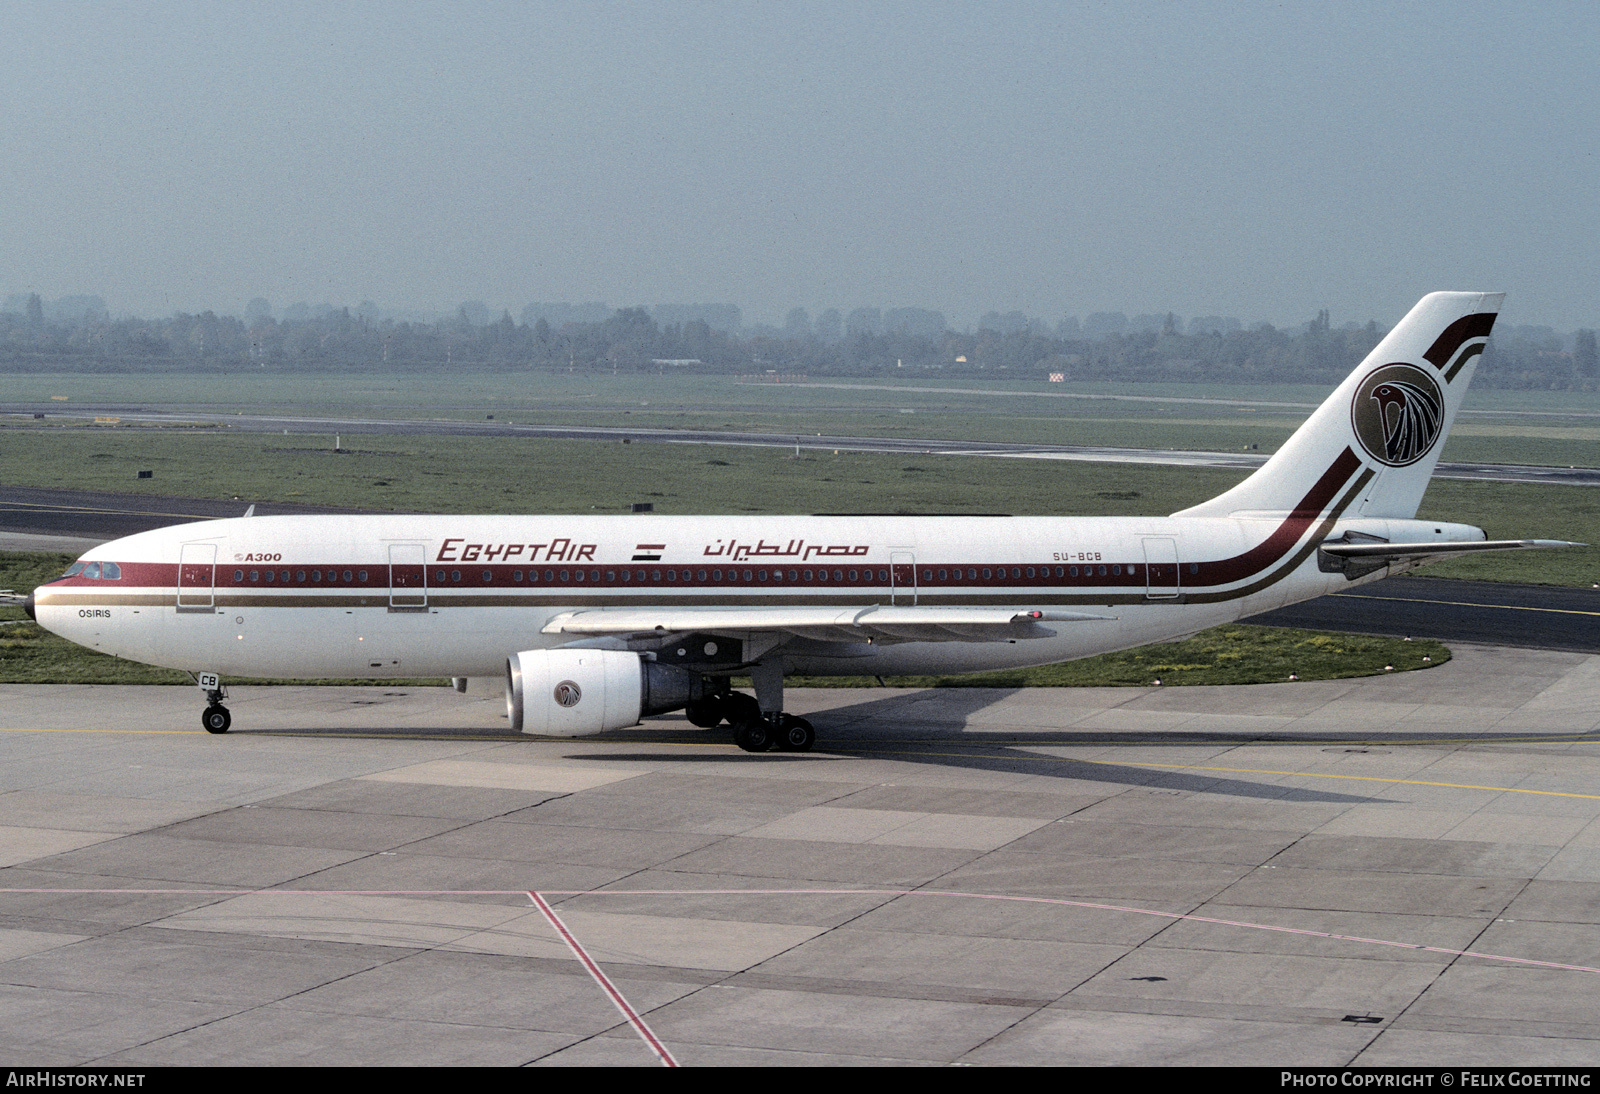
top-left (505, 648), bottom-right (712, 735)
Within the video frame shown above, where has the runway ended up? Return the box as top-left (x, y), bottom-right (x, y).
top-left (6, 403), bottom-right (1599, 486)
top-left (1, 643), bottom-right (1597, 1065)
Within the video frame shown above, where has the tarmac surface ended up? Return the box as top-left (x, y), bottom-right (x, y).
top-left (2, 644), bottom-right (1599, 1066)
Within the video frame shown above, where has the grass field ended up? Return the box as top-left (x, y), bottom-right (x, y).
top-left (7, 370), bottom-right (1600, 468)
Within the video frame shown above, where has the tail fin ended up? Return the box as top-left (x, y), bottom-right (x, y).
top-left (1175, 291), bottom-right (1503, 521)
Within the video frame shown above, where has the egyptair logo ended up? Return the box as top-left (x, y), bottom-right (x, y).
top-left (1351, 364), bottom-right (1445, 467)
top-left (553, 680), bottom-right (582, 707)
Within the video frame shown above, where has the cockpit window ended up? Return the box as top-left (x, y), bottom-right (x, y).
top-left (63, 562), bottom-right (86, 578)
top-left (81, 562), bottom-right (101, 579)
top-left (99, 562), bottom-right (121, 580)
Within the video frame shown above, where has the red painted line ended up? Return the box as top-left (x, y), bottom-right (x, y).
top-left (543, 887), bottom-right (1600, 977)
top-left (5, 885), bottom-right (1594, 978)
top-left (527, 890), bottom-right (679, 1067)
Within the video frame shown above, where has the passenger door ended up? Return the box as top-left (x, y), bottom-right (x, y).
top-left (1142, 537), bottom-right (1180, 599)
top-left (177, 543), bottom-right (217, 613)
top-left (388, 544), bottom-right (428, 612)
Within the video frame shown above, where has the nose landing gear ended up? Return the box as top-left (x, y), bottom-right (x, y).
top-left (195, 671), bottom-right (231, 734)
top-left (202, 703), bottom-right (231, 734)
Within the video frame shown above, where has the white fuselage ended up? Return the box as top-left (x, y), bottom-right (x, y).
top-left (32, 508), bottom-right (1474, 681)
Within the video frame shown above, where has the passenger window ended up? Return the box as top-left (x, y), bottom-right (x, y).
top-left (250, 570), bottom-right (260, 582)
top-left (312, 570), bottom-right (322, 581)
top-left (879, 569), bottom-right (888, 581)
top-left (652, 570), bottom-right (661, 582)
top-left (296, 570), bottom-right (306, 582)
top-left (832, 570), bottom-right (842, 581)
top-left (545, 570), bottom-right (555, 581)
top-left (514, 570), bottom-right (524, 581)
top-left (1098, 565), bottom-right (1107, 576)
top-left (938, 569), bottom-right (947, 580)
top-left (450, 570), bottom-right (461, 582)
top-left (848, 570), bottom-right (858, 581)
top-left (758, 570), bottom-right (768, 581)
top-left (698, 570), bottom-right (708, 581)
top-left (1189, 563), bottom-right (1199, 575)
top-left (357, 570), bottom-right (366, 582)
top-left (1012, 568), bottom-right (1022, 578)
top-left (620, 570), bottom-right (630, 581)
top-left (967, 568), bottom-right (977, 580)
top-left (666, 570), bottom-right (676, 581)
top-left (1026, 567), bottom-right (1035, 578)
top-left (264, 570), bottom-right (275, 582)
top-left (590, 570), bottom-right (599, 582)
top-left (482, 570), bottom-right (493, 582)
top-left (234, 570), bottom-right (244, 581)
top-left (1112, 565), bottom-right (1121, 576)
top-left (982, 568), bottom-right (992, 579)
top-left (712, 569), bottom-right (723, 581)
top-left (344, 570), bottom-right (354, 582)
top-left (560, 570), bottom-right (570, 581)
top-left (803, 569), bottom-right (814, 581)
top-left (743, 570), bottom-right (753, 581)
top-left (575, 570), bottom-right (586, 582)
top-left (772, 569), bottom-right (782, 581)
top-left (606, 570), bottom-right (615, 582)
top-left (283, 571), bottom-right (292, 582)
top-left (815, 569), bottom-right (826, 582)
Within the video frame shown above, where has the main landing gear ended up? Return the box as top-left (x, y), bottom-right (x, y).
top-left (196, 671), bottom-right (231, 734)
top-left (683, 663), bottom-right (815, 753)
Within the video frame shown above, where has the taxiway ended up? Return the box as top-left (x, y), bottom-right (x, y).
top-left (0, 644), bottom-right (1597, 1065)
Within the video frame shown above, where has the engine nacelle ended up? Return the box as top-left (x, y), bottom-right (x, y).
top-left (505, 648), bottom-right (712, 736)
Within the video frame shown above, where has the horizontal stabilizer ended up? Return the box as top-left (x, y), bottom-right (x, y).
top-left (1319, 539), bottom-right (1585, 559)
top-left (542, 605), bottom-right (1117, 644)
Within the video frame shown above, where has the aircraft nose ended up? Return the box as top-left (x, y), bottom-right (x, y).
top-left (23, 592), bottom-right (35, 621)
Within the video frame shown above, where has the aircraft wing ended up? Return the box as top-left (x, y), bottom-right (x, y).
top-left (541, 605), bottom-right (1116, 644)
top-left (1320, 538), bottom-right (1584, 560)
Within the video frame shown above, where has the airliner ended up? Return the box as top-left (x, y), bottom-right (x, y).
top-left (21, 292), bottom-right (1578, 751)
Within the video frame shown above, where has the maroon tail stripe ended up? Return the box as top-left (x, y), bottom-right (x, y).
top-left (1194, 446), bottom-right (1362, 587)
top-left (1423, 312), bottom-right (1497, 371)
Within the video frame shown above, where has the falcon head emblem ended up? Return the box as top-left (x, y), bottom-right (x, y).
top-left (553, 680), bottom-right (582, 707)
top-left (1351, 364), bottom-right (1445, 467)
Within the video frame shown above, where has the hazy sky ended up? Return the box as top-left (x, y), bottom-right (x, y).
top-left (3, 1), bottom-right (1596, 329)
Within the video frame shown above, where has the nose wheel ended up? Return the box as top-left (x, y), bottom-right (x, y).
top-left (202, 704), bottom-right (231, 734)
top-left (196, 673), bottom-right (231, 734)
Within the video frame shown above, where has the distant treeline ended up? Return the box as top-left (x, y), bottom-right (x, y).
top-left (0, 294), bottom-right (1594, 390)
